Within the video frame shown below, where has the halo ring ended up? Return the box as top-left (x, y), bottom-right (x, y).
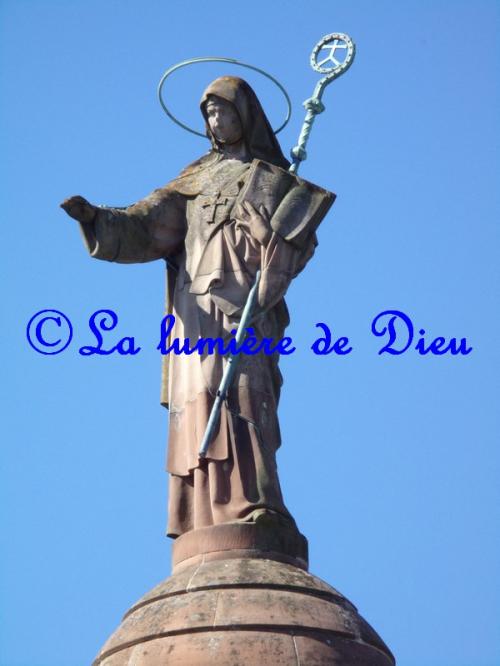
top-left (158, 57), bottom-right (292, 138)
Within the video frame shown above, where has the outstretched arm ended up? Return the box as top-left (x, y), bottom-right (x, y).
top-left (61, 186), bottom-right (187, 264)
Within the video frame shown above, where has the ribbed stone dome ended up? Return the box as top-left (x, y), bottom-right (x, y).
top-left (93, 555), bottom-right (395, 665)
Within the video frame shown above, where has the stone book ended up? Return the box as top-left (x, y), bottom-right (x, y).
top-left (236, 158), bottom-right (336, 247)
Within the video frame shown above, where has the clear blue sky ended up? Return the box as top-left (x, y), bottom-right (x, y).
top-left (1, 2), bottom-right (499, 665)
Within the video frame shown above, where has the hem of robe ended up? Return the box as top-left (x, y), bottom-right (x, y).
top-left (166, 407), bottom-right (291, 538)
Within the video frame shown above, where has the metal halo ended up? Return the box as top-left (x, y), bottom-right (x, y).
top-left (310, 33), bottom-right (356, 78)
top-left (158, 57), bottom-right (292, 138)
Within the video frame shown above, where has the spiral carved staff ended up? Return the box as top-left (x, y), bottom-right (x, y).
top-left (290, 33), bottom-right (356, 174)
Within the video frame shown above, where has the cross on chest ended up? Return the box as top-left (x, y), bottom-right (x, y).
top-left (201, 195), bottom-right (229, 223)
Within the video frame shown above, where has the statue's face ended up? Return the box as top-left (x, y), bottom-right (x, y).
top-left (205, 96), bottom-right (243, 145)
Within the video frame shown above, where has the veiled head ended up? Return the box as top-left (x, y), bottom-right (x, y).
top-left (200, 76), bottom-right (289, 169)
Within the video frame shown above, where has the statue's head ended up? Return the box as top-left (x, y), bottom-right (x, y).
top-left (200, 76), bottom-right (289, 169)
top-left (204, 96), bottom-right (243, 146)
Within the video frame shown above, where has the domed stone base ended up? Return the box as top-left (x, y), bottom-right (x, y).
top-left (93, 525), bottom-right (395, 665)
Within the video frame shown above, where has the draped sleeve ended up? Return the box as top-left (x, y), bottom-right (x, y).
top-left (78, 186), bottom-right (187, 264)
top-left (257, 230), bottom-right (317, 313)
top-left (193, 217), bottom-right (317, 322)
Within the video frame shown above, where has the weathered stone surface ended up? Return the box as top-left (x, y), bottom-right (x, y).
top-left (96, 632), bottom-right (394, 666)
top-left (171, 519), bottom-right (309, 572)
top-left (93, 558), bottom-right (395, 665)
top-left (129, 556), bottom-right (346, 616)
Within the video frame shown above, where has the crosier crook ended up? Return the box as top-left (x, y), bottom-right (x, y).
top-left (198, 32), bottom-right (356, 458)
top-left (290, 33), bottom-right (356, 174)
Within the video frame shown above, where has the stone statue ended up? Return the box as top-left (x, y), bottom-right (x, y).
top-left (64, 44), bottom-right (396, 666)
top-left (61, 76), bottom-right (334, 539)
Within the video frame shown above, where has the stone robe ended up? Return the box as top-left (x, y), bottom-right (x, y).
top-left (77, 77), bottom-right (334, 537)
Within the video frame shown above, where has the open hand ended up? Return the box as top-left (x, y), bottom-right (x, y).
top-left (60, 195), bottom-right (96, 224)
top-left (235, 201), bottom-right (272, 246)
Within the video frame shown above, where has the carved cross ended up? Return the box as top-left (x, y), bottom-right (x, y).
top-left (201, 195), bottom-right (229, 223)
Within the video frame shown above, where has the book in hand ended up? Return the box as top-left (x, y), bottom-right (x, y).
top-left (236, 159), bottom-right (336, 247)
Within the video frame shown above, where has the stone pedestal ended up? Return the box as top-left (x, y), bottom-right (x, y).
top-left (93, 522), bottom-right (395, 665)
top-left (171, 516), bottom-right (309, 572)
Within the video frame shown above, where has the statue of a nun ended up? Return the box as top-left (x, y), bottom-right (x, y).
top-left (62, 76), bottom-right (334, 538)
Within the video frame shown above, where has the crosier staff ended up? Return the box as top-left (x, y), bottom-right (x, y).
top-left (290, 33), bottom-right (356, 175)
top-left (198, 271), bottom-right (262, 458)
top-left (199, 32), bottom-right (356, 458)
